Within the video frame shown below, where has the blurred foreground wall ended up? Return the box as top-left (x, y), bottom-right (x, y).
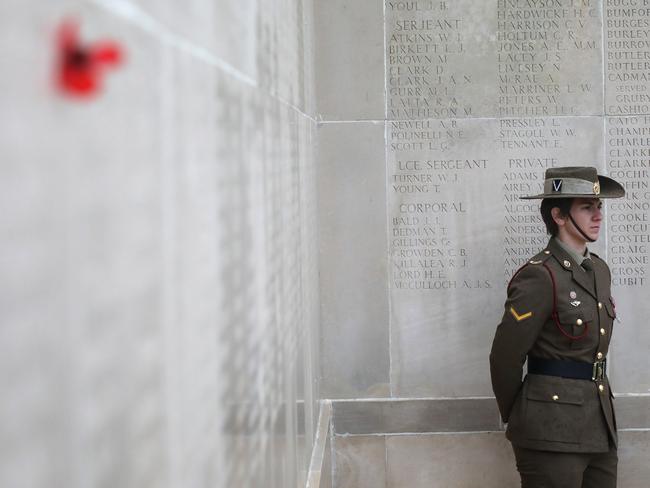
top-left (0, 1), bottom-right (320, 487)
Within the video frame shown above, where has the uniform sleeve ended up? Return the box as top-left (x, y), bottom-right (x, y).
top-left (489, 263), bottom-right (554, 423)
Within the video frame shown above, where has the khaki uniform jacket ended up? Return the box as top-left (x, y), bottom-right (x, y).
top-left (490, 238), bottom-right (618, 453)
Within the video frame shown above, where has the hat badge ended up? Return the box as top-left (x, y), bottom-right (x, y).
top-left (552, 179), bottom-right (563, 192)
top-left (594, 181), bottom-right (600, 195)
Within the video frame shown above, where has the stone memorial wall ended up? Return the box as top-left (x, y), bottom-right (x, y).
top-left (315, 1), bottom-right (650, 486)
top-left (317, 0), bottom-right (650, 407)
top-left (383, 0), bottom-right (650, 398)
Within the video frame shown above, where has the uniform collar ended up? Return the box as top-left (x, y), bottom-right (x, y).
top-left (547, 238), bottom-right (597, 299)
top-left (553, 237), bottom-right (590, 266)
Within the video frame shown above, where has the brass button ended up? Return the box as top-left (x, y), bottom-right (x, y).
top-left (600, 328), bottom-right (606, 336)
top-left (576, 318), bottom-right (583, 326)
top-left (599, 384), bottom-right (605, 393)
top-left (552, 395), bottom-right (559, 401)
top-left (598, 302), bottom-right (603, 309)
top-left (597, 352), bottom-right (603, 360)
top-left (564, 260), bottom-right (571, 268)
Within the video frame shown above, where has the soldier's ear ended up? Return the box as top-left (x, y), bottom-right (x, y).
top-left (551, 206), bottom-right (567, 228)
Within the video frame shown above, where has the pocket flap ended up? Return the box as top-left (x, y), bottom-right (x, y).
top-left (556, 306), bottom-right (595, 326)
top-left (526, 379), bottom-right (584, 405)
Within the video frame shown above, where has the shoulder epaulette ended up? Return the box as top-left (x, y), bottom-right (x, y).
top-left (507, 249), bottom-right (552, 290)
top-left (527, 248), bottom-right (553, 265)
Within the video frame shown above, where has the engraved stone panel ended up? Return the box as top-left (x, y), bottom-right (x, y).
top-left (495, 0), bottom-right (604, 117)
top-left (604, 2), bottom-right (650, 115)
top-left (386, 0), bottom-right (603, 119)
top-left (388, 117), bottom-right (501, 397)
top-left (386, 0), bottom-right (497, 119)
top-left (606, 115), bottom-right (650, 392)
top-left (389, 116), bottom-right (604, 396)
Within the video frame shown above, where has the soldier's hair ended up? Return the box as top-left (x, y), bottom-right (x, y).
top-left (540, 198), bottom-right (573, 236)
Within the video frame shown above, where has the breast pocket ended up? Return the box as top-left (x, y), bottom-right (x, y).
top-left (524, 376), bottom-right (584, 444)
top-left (555, 306), bottom-right (595, 341)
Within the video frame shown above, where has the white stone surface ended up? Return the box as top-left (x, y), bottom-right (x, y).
top-left (314, 0), bottom-right (385, 120)
top-left (0, 1), bottom-right (319, 488)
top-left (386, 432), bottom-right (519, 488)
top-left (318, 122), bottom-right (391, 399)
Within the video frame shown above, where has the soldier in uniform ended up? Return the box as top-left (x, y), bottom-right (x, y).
top-left (490, 166), bottom-right (626, 487)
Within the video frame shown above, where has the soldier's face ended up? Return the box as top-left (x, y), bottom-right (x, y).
top-left (568, 198), bottom-right (603, 242)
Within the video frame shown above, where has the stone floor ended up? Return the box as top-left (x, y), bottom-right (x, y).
top-left (331, 430), bottom-right (650, 488)
top-left (326, 397), bottom-right (650, 488)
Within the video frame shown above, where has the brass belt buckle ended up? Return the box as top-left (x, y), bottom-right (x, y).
top-left (592, 360), bottom-right (606, 381)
